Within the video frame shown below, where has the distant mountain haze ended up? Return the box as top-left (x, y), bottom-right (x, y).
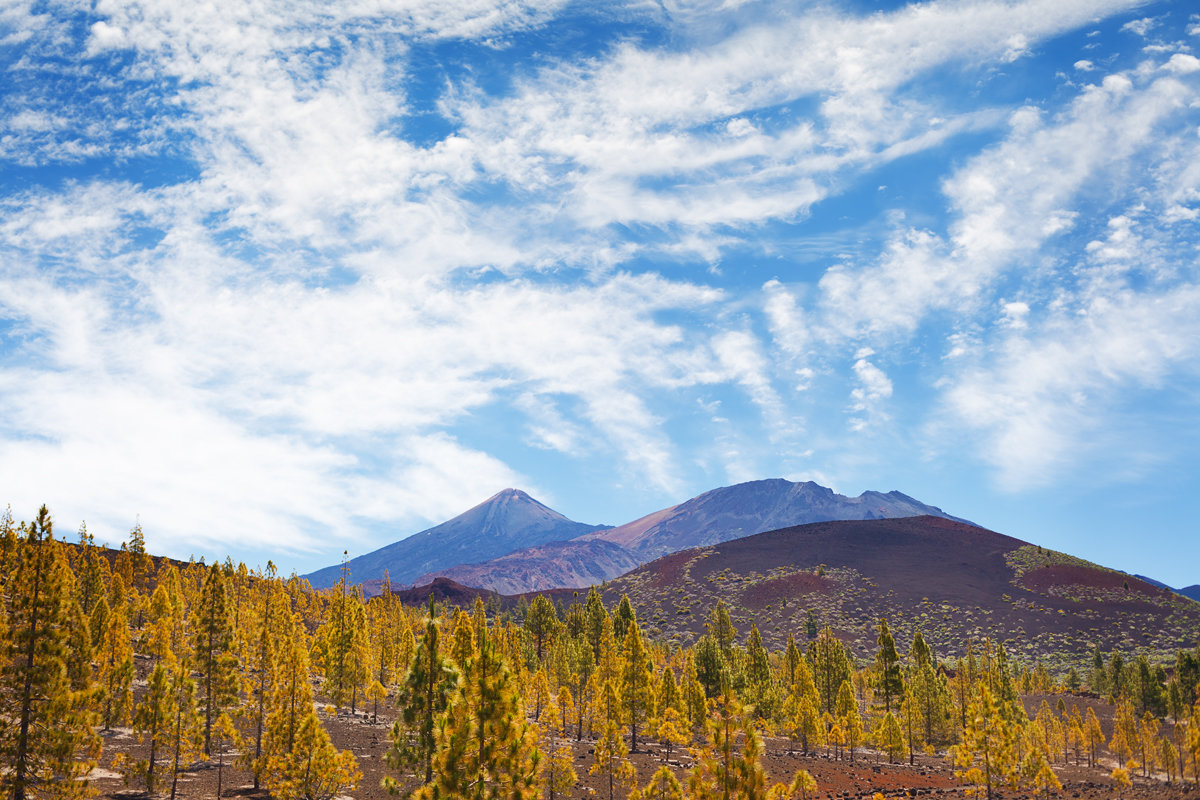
top-left (324, 478), bottom-right (973, 594)
top-left (302, 488), bottom-right (610, 588)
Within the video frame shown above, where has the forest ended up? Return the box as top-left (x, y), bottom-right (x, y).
top-left (2, 505), bottom-right (1200, 800)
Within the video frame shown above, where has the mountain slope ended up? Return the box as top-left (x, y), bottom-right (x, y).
top-left (416, 539), bottom-right (639, 595)
top-left (303, 489), bottom-right (609, 588)
top-left (418, 478), bottom-right (973, 594)
top-left (597, 515), bottom-right (1200, 667)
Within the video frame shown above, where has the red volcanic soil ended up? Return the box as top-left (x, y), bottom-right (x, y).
top-left (685, 515), bottom-right (1026, 608)
top-left (742, 571), bottom-right (834, 606)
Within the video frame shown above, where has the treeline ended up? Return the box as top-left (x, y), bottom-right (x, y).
top-left (2, 505), bottom-right (1200, 800)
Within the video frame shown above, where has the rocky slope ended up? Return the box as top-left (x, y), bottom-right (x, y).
top-left (303, 489), bottom-right (609, 588)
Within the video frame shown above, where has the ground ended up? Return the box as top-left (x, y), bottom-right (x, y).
top-left (87, 697), bottom-right (1200, 800)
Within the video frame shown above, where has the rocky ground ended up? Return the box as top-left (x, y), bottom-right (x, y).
top-left (87, 701), bottom-right (1200, 800)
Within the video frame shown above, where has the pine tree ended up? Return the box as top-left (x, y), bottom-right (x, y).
top-left (875, 711), bottom-right (905, 763)
top-left (386, 597), bottom-right (457, 791)
top-left (451, 607), bottom-right (476, 668)
top-left (688, 692), bottom-right (767, 800)
top-left (167, 658), bottom-right (205, 800)
top-left (239, 581), bottom-right (284, 789)
top-left (194, 563), bottom-right (239, 755)
top-left (622, 620), bottom-right (655, 752)
top-left (707, 600), bottom-right (737, 656)
top-left (583, 588), bottom-right (609, 661)
top-left (415, 630), bottom-right (542, 800)
top-left (808, 627), bottom-right (852, 715)
top-left (1083, 707), bottom-right (1105, 768)
top-left (656, 707), bottom-right (689, 763)
top-left (131, 658), bottom-right (175, 794)
top-left (681, 655), bottom-right (707, 730)
top-left (767, 770), bottom-right (817, 800)
top-left (0, 506), bottom-right (100, 800)
top-left (835, 680), bottom-right (863, 764)
top-left (528, 669), bottom-right (551, 721)
top-left (874, 618), bottom-right (903, 714)
top-left (525, 595), bottom-right (560, 664)
top-left (541, 726), bottom-right (577, 800)
top-left (655, 665), bottom-right (682, 722)
top-left (642, 766), bottom-right (684, 800)
top-left (96, 599), bottom-right (135, 731)
top-left (262, 615), bottom-right (360, 800)
top-left (591, 719), bottom-right (636, 800)
top-left (744, 626), bottom-right (775, 719)
top-left (949, 683), bottom-right (1021, 800)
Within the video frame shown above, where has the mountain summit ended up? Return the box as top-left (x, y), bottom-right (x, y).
top-left (303, 488), bottom-right (609, 589)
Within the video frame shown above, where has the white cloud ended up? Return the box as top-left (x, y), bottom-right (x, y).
top-left (1074, 59), bottom-right (1095, 71)
top-left (1121, 17), bottom-right (1158, 37)
top-left (86, 20), bottom-right (126, 55)
top-left (938, 285), bottom-right (1200, 489)
top-left (848, 357), bottom-right (893, 432)
top-left (814, 61), bottom-right (1198, 343)
top-left (1164, 53), bottom-right (1200, 74)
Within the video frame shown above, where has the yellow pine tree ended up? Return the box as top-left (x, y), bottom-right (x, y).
top-left (131, 657), bottom-right (175, 794)
top-left (96, 599), bottom-right (135, 731)
top-left (835, 680), bottom-right (863, 764)
top-left (166, 659), bottom-right (204, 800)
top-left (622, 621), bottom-right (655, 752)
top-left (262, 615), bottom-right (360, 800)
top-left (1084, 707), bottom-right (1105, 768)
top-left (874, 711), bottom-right (905, 764)
top-left (415, 632), bottom-right (542, 800)
top-left (540, 723), bottom-right (576, 800)
top-left (451, 607), bottom-right (476, 667)
top-left (591, 719), bottom-right (636, 800)
top-left (528, 668), bottom-right (551, 722)
top-left (0, 506), bottom-right (100, 800)
top-left (555, 685), bottom-right (576, 735)
top-left (949, 683), bottom-right (1021, 800)
top-left (688, 691), bottom-right (767, 800)
top-left (656, 706), bottom-right (689, 763)
top-left (642, 766), bottom-right (684, 800)
top-left (766, 771), bottom-right (814, 800)
top-left (1110, 698), bottom-right (1138, 767)
top-left (238, 584), bottom-right (286, 789)
top-left (193, 563), bottom-right (239, 755)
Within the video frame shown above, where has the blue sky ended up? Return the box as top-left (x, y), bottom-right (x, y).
top-left (3, 0), bottom-right (1199, 587)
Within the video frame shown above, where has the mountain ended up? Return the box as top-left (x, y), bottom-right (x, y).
top-left (417, 478), bottom-right (973, 594)
top-left (594, 515), bottom-right (1200, 666)
top-left (583, 478), bottom-right (974, 559)
top-left (415, 538), bottom-right (640, 595)
top-left (303, 489), bottom-right (609, 588)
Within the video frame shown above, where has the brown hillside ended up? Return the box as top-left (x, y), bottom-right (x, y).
top-left (599, 515), bottom-right (1200, 672)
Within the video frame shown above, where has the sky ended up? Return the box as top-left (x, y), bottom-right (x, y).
top-left (2, 0), bottom-right (1199, 587)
